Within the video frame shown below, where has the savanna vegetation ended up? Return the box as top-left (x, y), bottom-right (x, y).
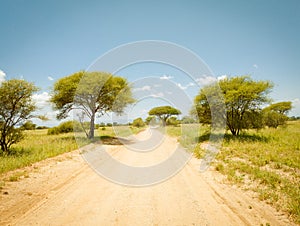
top-left (1, 73), bottom-right (299, 223)
top-left (51, 71), bottom-right (134, 139)
top-left (0, 125), bottom-right (145, 175)
top-left (166, 120), bottom-right (300, 223)
top-left (148, 106), bottom-right (181, 126)
top-left (192, 76), bottom-right (292, 135)
top-left (215, 121), bottom-right (300, 223)
top-left (0, 79), bottom-right (40, 155)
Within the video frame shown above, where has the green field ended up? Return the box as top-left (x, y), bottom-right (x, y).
top-left (215, 121), bottom-right (300, 223)
top-left (0, 126), bottom-right (144, 175)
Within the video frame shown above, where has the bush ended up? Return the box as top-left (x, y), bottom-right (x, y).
top-left (263, 110), bottom-right (288, 128)
top-left (21, 120), bottom-right (36, 130)
top-left (47, 121), bottom-right (75, 135)
top-left (167, 116), bottom-right (179, 126)
top-left (132, 117), bottom-right (145, 128)
top-left (36, 126), bottom-right (49, 130)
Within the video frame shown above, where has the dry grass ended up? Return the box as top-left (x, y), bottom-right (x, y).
top-left (0, 126), bottom-right (145, 175)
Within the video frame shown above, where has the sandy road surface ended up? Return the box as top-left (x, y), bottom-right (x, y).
top-left (0, 129), bottom-right (295, 226)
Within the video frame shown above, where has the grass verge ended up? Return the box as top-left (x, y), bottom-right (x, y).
top-left (0, 126), bottom-right (145, 175)
top-left (167, 121), bottom-right (300, 224)
top-left (215, 121), bottom-right (300, 224)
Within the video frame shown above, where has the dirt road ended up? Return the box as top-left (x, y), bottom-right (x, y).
top-left (0, 129), bottom-right (295, 225)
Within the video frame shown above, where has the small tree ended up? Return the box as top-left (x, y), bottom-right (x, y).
top-left (181, 116), bottom-right (196, 124)
top-left (51, 71), bottom-right (135, 139)
top-left (0, 79), bottom-right (38, 154)
top-left (145, 116), bottom-right (154, 125)
top-left (132, 117), bottom-right (145, 128)
top-left (193, 76), bottom-right (273, 136)
top-left (48, 121), bottom-right (75, 135)
top-left (21, 120), bottom-right (36, 130)
top-left (148, 106), bottom-right (181, 126)
top-left (263, 101), bottom-right (292, 128)
top-left (167, 116), bottom-right (180, 126)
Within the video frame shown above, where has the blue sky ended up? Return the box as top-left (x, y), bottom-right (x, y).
top-left (0, 0), bottom-right (299, 126)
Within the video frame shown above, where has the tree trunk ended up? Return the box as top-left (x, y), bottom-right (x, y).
top-left (0, 140), bottom-right (9, 155)
top-left (89, 112), bottom-right (95, 139)
top-left (230, 127), bottom-right (237, 136)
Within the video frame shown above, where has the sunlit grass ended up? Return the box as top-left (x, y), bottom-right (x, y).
top-left (167, 121), bottom-right (300, 223)
top-left (0, 126), bottom-right (145, 175)
top-left (215, 121), bottom-right (300, 223)
top-left (0, 130), bottom-right (82, 174)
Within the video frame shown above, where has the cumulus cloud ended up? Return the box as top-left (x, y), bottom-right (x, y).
top-left (0, 69), bottom-right (6, 83)
top-left (160, 74), bottom-right (173, 80)
top-left (176, 82), bottom-right (195, 90)
top-left (32, 92), bottom-right (51, 108)
top-left (253, 64), bottom-right (258, 69)
top-left (195, 75), bottom-right (228, 85)
top-left (133, 85), bottom-right (151, 92)
top-left (195, 75), bottom-right (217, 85)
top-left (217, 75), bottom-right (227, 81)
top-left (293, 98), bottom-right (300, 105)
top-left (150, 92), bottom-right (164, 98)
top-left (48, 76), bottom-right (54, 81)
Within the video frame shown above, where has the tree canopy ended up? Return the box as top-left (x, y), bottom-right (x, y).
top-left (51, 71), bottom-right (135, 139)
top-left (263, 101), bottom-right (292, 128)
top-left (148, 106), bottom-right (181, 126)
top-left (0, 79), bottom-right (38, 154)
top-left (193, 76), bottom-right (273, 135)
top-left (132, 117), bottom-right (145, 128)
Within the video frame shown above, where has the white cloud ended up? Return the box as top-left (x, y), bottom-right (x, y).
top-left (48, 76), bottom-right (54, 81)
top-left (133, 85), bottom-right (151, 92)
top-left (32, 92), bottom-right (51, 108)
top-left (177, 83), bottom-right (187, 90)
top-left (253, 64), bottom-right (258, 69)
top-left (0, 70), bottom-right (6, 83)
top-left (195, 75), bottom-right (217, 85)
top-left (150, 92), bottom-right (164, 98)
top-left (176, 82), bottom-right (195, 90)
top-left (217, 75), bottom-right (227, 81)
top-left (293, 98), bottom-right (300, 105)
top-left (160, 74), bottom-right (173, 80)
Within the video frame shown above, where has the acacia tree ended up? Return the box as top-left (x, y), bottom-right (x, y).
top-left (263, 101), bottom-right (292, 128)
top-left (0, 79), bottom-right (38, 154)
top-left (193, 76), bottom-right (273, 136)
top-left (148, 106), bottom-right (181, 126)
top-left (51, 71), bottom-right (135, 139)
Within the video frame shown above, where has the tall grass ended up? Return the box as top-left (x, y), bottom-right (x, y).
top-left (0, 130), bottom-right (81, 174)
top-left (167, 121), bottom-right (300, 223)
top-left (215, 121), bottom-right (300, 223)
top-left (0, 126), bottom-right (145, 175)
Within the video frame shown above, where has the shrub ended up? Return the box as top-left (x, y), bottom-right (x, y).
top-left (167, 116), bottom-right (180, 126)
top-left (47, 121), bottom-right (75, 135)
top-left (132, 117), bottom-right (145, 128)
